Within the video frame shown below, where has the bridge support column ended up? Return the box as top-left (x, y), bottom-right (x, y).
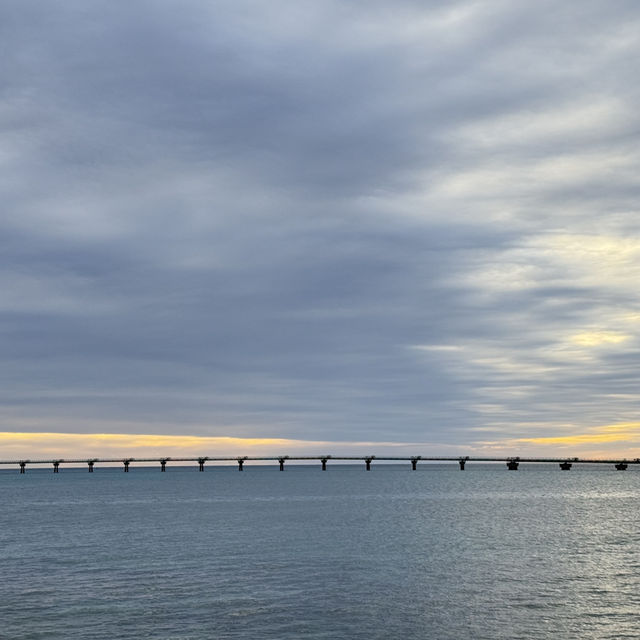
top-left (88, 461), bottom-right (94, 473)
top-left (615, 462), bottom-right (628, 470)
top-left (160, 459), bottom-right (167, 472)
top-left (507, 460), bottom-right (519, 470)
top-left (365, 457), bottom-right (373, 471)
top-left (321, 458), bottom-right (328, 471)
top-left (198, 458), bottom-right (206, 472)
top-left (123, 460), bottom-right (130, 472)
top-left (53, 461), bottom-right (60, 473)
top-left (411, 457), bottom-right (420, 470)
top-left (237, 459), bottom-right (244, 471)
top-left (459, 457), bottom-right (468, 470)
top-left (278, 458), bottom-right (285, 471)
top-left (559, 461), bottom-right (572, 470)
top-left (19, 461), bottom-right (26, 474)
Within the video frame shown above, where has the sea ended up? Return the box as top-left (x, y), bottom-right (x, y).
top-left (0, 463), bottom-right (638, 639)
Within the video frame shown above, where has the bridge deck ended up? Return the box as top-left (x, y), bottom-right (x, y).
top-left (1, 455), bottom-right (638, 465)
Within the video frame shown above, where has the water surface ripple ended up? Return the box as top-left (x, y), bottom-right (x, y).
top-left (1, 464), bottom-right (638, 639)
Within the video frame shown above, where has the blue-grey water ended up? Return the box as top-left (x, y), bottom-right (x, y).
top-left (1, 464), bottom-right (638, 639)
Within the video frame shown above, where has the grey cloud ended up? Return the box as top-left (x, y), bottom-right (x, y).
top-left (2, 0), bottom-right (640, 449)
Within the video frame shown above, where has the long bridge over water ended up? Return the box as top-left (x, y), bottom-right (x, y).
top-left (2, 455), bottom-right (639, 473)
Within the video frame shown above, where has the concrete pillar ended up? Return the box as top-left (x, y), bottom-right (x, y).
top-left (321, 458), bottom-right (328, 471)
top-left (365, 457), bottom-right (373, 471)
top-left (160, 459), bottom-right (167, 472)
top-left (53, 461), bottom-right (60, 473)
top-left (19, 461), bottom-right (26, 474)
top-left (278, 458), bottom-right (285, 471)
top-left (198, 458), bottom-right (206, 472)
top-left (615, 462), bottom-right (628, 470)
top-left (88, 460), bottom-right (95, 473)
top-left (237, 458), bottom-right (244, 471)
top-left (559, 461), bottom-right (572, 470)
top-left (507, 460), bottom-right (519, 470)
top-left (123, 460), bottom-right (130, 472)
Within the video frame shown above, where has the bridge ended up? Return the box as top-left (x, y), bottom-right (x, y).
top-left (1, 455), bottom-right (639, 473)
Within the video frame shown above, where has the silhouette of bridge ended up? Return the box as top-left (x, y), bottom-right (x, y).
top-left (1, 455), bottom-right (638, 473)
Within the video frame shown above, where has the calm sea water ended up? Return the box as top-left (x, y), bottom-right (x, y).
top-left (0, 464), bottom-right (638, 639)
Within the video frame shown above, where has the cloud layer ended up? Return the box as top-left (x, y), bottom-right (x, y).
top-left (2, 0), bottom-right (640, 455)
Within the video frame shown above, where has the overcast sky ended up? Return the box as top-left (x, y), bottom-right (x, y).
top-left (2, 0), bottom-right (640, 459)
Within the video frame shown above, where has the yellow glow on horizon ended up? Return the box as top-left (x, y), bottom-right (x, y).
top-left (0, 432), bottom-right (447, 460)
top-left (518, 433), bottom-right (629, 445)
top-left (515, 422), bottom-right (640, 446)
top-left (2, 425), bottom-right (639, 460)
top-left (0, 432), bottom-right (325, 450)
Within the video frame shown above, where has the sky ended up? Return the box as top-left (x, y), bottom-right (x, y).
top-left (2, 0), bottom-right (640, 461)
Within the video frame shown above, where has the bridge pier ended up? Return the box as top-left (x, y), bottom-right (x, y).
top-left (237, 458), bottom-right (244, 471)
top-left (321, 457), bottom-right (328, 471)
top-left (123, 460), bottom-right (130, 472)
top-left (459, 457), bottom-right (468, 470)
top-left (507, 460), bottom-right (519, 471)
top-left (615, 462), bottom-right (628, 470)
top-left (559, 461), bottom-right (572, 470)
top-left (19, 461), bottom-right (26, 474)
top-left (88, 460), bottom-right (94, 473)
top-left (53, 461), bottom-right (60, 473)
top-left (411, 457), bottom-right (421, 470)
top-left (198, 457), bottom-right (206, 472)
top-left (160, 459), bottom-right (167, 472)
top-left (365, 457), bottom-right (374, 471)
